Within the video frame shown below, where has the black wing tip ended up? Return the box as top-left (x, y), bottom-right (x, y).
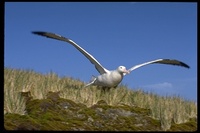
top-left (32, 31), bottom-right (47, 35)
top-left (163, 59), bottom-right (190, 69)
top-left (181, 62), bottom-right (190, 69)
top-left (172, 59), bottom-right (190, 69)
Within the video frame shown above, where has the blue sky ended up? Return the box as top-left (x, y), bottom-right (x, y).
top-left (5, 2), bottom-right (197, 101)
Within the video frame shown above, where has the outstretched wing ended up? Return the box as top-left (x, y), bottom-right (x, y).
top-left (125, 59), bottom-right (189, 75)
top-left (32, 31), bottom-right (109, 74)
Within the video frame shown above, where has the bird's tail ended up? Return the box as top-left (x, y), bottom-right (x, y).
top-left (83, 75), bottom-right (96, 88)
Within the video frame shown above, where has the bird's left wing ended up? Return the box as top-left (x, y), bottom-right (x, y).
top-left (124, 59), bottom-right (190, 76)
top-left (32, 31), bottom-right (109, 74)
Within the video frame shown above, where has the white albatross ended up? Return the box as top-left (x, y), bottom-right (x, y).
top-left (32, 31), bottom-right (190, 88)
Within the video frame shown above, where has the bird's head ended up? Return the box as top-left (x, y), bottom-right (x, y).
top-left (117, 66), bottom-right (129, 74)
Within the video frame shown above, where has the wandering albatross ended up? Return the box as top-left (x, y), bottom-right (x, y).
top-left (32, 31), bottom-right (190, 88)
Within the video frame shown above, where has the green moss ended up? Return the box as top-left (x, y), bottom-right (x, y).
top-left (4, 114), bottom-right (20, 130)
top-left (4, 101), bottom-right (197, 131)
top-left (168, 118), bottom-right (197, 131)
top-left (4, 113), bottom-right (41, 130)
top-left (79, 108), bottom-right (95, 117)
top-left (4, 89), bottom-right (197, 131)
top-left (40, 111), bottom-right (65, 121)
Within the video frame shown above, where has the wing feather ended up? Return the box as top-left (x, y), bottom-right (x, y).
top-left (126, 59), bottom-right (189, 75)
top-left (32, 31), bottom-right (109, 74)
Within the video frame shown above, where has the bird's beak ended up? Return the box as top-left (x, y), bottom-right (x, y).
top-left (124, 70), bottom-right (130, 74)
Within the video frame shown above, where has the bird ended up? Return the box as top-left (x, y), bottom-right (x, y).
top-left (32, 31), bottom-right (190, 88)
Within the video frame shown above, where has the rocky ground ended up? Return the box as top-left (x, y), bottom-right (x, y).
top-left (4, 91), bottom-right (197, 131)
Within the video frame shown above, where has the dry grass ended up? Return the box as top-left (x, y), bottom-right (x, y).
top-left (4, 67), bottom-right (197, 130)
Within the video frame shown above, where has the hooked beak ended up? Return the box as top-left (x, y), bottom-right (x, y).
top-left (124, 69), bottom-right (130, 74)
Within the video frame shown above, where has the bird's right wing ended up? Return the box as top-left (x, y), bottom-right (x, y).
top-left (32, 31), bottom-right (109, 74)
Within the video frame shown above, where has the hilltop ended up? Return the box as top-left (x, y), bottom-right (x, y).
top-left (4, 68), bottom-right (197, 131)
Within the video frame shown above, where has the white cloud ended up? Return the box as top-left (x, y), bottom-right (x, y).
top-left (140, 82), bottom-right (176, 96)
top-left (138, 80), bottom-right (196, 101)
top-left (142, 82), bottom-right (173, 89)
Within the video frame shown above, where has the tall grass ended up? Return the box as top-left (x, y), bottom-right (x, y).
top-left (4, 67), bottom-right (197, 130)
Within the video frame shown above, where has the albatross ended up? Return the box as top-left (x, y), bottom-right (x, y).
top-left (32, 31), bottom-right (190, 88)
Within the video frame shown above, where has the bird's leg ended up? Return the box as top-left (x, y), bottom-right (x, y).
top-left (101, 86), bottom-right (111, 93)
top-left (113, 85), bottom-right (118, 89)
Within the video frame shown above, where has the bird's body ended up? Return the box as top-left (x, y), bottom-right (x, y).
top-left (92, 69), bottom-right (124, 87)
top-left (32, 31), bottom-right (190, 88)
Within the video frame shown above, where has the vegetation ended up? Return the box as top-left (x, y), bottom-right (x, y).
top-left (4, 67), bottom-right (197, 131)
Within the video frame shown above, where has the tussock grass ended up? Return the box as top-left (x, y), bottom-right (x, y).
top-left (4, 67), bottom-right (197, 130)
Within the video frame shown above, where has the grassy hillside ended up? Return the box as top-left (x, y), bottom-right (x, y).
top-left (4, 68), bottom-right (197, 131)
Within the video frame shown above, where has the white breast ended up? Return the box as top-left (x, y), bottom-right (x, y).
top-left (94, 71), bottom-right (123, 87)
